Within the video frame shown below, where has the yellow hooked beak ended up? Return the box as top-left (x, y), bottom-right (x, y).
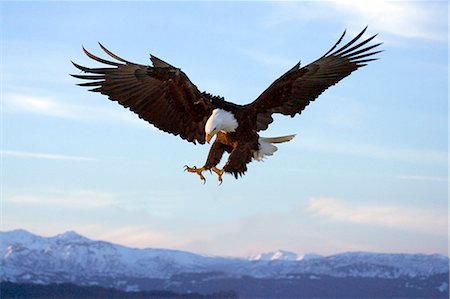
top-left (205, 130), bottom-right (218, 143)
top-left (205, 133), bottom-right (214, 144)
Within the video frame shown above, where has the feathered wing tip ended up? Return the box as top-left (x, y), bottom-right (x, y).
top-left (322, 26), bottom-right (383, 66)
top-left (72, 43), bottom-right (134, 70)
top-left (321, 28), bottom-right (348, 58)
top-left (71, 44), bottom-right (175, 78)
top-left (81, 45), bottom-right (122, 66)
top-left (71, 44), bottom-right (123, 76)
top-left (70, 43), bottom-right (141, 91)
top-left (98, 42), bottom-right (133, 64)
top-left (70, 43), bottom-right (144, 74)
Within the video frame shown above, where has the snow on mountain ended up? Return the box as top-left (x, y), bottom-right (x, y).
top-left (250, 250), bottom-right (324, 262)
top-left (298, 253), bottom-right (324, 261)
top-left (250, 249), bottom-right (300, 261)
top-left (1, 229), bottom-right (227, 283)
top-left (1, 229), bottom-right (449, 286)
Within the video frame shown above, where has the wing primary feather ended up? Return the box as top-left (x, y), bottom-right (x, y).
top-left (82, 46), bottom-right (123, 66)
top-left (335, 34), bottom-right (379, 57)
top-left (321, 29), bottom-right (347, 58)
top-left (77, 81), bottom-right (103, 87)
top-left (355, 58), bottom-right (379, 65)
top-left (98, 42), bottom-right (134, 64)
top-left (88, 87), bottom-right (102, 92)
top-left (348, 49), bottom-right (383, 62)
top-left (71, 61), bottom-right (114, 74)
top-left (330, 26), bottom-right (368, 56)
top-left (70, 74), bottom-right (105, 80)
top-left (71, 61), bottom-right (90, 72)
top-left (343, 44), bottom-right (383, 60)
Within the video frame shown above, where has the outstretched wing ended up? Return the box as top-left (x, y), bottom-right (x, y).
top-left (71, 44), bottom-right (217, 144)
top-left (247, 27), bottom-right (382, 131)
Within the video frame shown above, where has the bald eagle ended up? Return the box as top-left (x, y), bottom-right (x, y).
top-left (71, 27), bottom-right (381, 183)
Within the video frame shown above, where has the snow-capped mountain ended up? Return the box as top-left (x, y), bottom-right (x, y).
top-left (250, 249), bottom-right (302, 261)
top-left (250, 249), bottom-right (323, 262)
top-left (2, 229), bottom-right (449, 296)
top-left (1, 229), bottom-right (231, 281)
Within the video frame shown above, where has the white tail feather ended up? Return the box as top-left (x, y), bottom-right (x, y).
top-left (259, 134), bottom-right (296, 144)
top-left (253, 134), bottom-right (296, 161)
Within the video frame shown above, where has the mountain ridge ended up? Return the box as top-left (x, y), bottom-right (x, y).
top-left (2, 229), bottom-right (449, 297)
top-left (4, 229), bottom-right (447, 261)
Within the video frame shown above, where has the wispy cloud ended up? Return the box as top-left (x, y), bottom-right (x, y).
top-left (5, 190), bottom-right (118, 208)
top-left (267, 1), bottom-right (447, 41)
top-left (331, 1), bottom-right (446, 41)
top-left (397, 175), bottom-right (448, 183)
top-left (172, 195), bottom-right (449, 256)
top-left (2, 150), bottom-right (94, 162)
top-left (5, 94), bottom-right (73, 118)
top-left (98, 226), bottom-right (184, 249)
top-left (3, 93), bottom-right (152, 129)
top-left (295, 137), bottom-right (447, 165)
top-left (307, 197), bottom-right (447, 235)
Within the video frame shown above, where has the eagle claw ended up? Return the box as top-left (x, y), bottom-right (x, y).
top-left (184, 165), bottom-right (206, 184)
top-left (211, 167), bottom-right (224, 185)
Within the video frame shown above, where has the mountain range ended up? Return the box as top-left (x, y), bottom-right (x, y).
top-left (2, 229), bottom-right (449, 298)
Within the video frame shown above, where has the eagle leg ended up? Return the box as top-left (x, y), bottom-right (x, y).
top-left (211, 167), bottom-right (224, 185)
top-left (184, 165), bottom-right (207, 184)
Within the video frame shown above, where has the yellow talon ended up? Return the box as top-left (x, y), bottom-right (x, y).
top-left (184, 165), bottom-right (207, 184)
top-left (211, 167), bottom-right (224, 185)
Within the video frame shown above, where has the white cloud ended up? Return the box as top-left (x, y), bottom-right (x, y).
top-left (295, 136), bottom-right (447, 165)
top-left (97, 226), bottom-right (184, 249)
top-left (307, 197), bottom-right (447, 235)
top-left (5, 190), bottom-right (118, 208)
top-left (5, 93), bottom-right (83, 118)
top-left (2, 150), bottom-right (94, 162)
top-left (332, 1), bottom-right (446, 41)
top-left (170, 195), bottom-right (448, 256)
top-left (5, 193), bottom-right (447, 256)
top-left (397, 175), bottom-right (448, 183)
top-left (3, 93), bottom-right (152, 129)
top-left (267, 1), bottom-right (446, 41)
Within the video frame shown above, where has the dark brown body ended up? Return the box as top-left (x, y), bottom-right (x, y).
top-left (205, 108), bottom-right (260, 178)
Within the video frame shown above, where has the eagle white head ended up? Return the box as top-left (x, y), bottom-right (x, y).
top-left (205, 108), bottom-right (238, 143)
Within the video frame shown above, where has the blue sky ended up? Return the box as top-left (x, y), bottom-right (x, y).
top-left (1, 1), bottom-right (448, 257)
